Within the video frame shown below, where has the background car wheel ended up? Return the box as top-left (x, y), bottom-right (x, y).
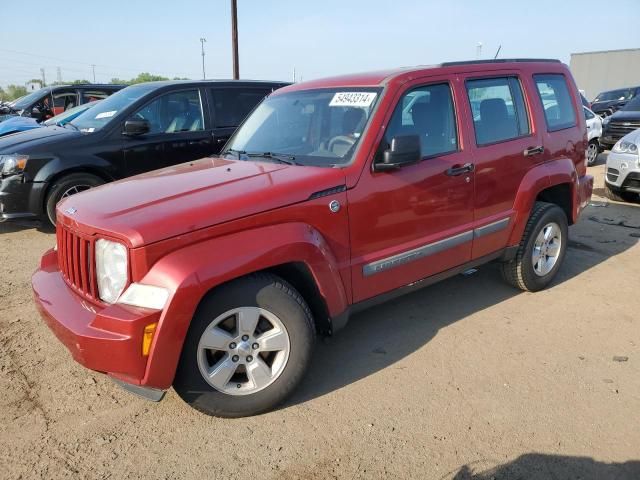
top-left (586, 139), bottom-right (600, 166)
top-left (501, 202), bottom-right (568, 292)
top-left (604, 183), bottom-right (637, 203)
top-left (174, 273), bottom-right (315, 418)
top-left (45, 173), bottom-right (105, 226)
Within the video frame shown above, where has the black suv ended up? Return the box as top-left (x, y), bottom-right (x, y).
top-left (599, 95), bottom-right (640, 150)
top-left (591, 86), bottom-right (640, 118)
top-left (0, 80), bottom-right (288, 225)
top-left (0, 84), bottom-right (124, 123)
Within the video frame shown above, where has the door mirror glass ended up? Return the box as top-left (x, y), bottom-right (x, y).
top-left (123, 118), bottom-right (150, 136)
top-left (374, 135), bottom-right (421, 171)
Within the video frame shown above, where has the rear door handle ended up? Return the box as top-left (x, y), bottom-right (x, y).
top-left (524, 146), bottom-right (544, 157)
top-left (445, 163), bottom-right (474, 176)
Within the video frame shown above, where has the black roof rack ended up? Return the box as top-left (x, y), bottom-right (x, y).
top-left (441, 58), bottom-right (561, 67)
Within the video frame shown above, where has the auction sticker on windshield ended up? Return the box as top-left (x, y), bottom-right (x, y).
top-left (95, 111), bottom-right (116, 119)
top-left (329, 92), bottom-right (377, 108)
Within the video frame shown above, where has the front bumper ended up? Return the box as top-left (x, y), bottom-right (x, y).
top-left (0, 175), bottom-right (45, 221)
top-left (32, 248), bottom-right (164, 390)
top-left (605, 152), bottom-right (640, 192)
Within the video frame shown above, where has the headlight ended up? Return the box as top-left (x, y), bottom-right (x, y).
top-left (95, 239), bottom-right (128, 304)
top-left (0, 154), bottom-right (28, 175)
top-left (612, 140), bottom-right (639, 155)
top-left (118, 283), bottom-right (169, 310)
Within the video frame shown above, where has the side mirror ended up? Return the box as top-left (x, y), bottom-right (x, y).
top-left (374, 135), bottom-right (421, 172)
top-left (123, 118), bottom-right (150, 136)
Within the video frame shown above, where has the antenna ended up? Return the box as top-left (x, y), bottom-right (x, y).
top-left (494, 45), bottom-right (502, 59)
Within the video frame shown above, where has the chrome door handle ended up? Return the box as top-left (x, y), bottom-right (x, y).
top-left (445, 163), bottom-right (475, 176)
top-left (524, 146), bottom-right (544, 157)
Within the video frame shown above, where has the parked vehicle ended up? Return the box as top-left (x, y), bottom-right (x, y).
top-left (604, 129), bottom-right (640, 202)
top-left (591, 86), bottom-right (640, 118)
top-left (599, 95), bottom-right (640, 151)
top-left (584, 106), bottom-right (602, 166)
top-left (32, 59), bottom-right (593, 417)
top-left (0, 84), bottom-right (123, 123)
top-left (0, 80), bottom-right (288, 225)
top-left (0, 101), bottom-right (99, 137)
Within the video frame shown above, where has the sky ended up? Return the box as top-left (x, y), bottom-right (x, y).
top-left (1, 0), bottom-right (639, 88)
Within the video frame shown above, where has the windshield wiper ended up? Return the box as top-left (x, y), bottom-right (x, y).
top-left (224, 148), bottom-right (246, 159)
top-left (246, 152), bottom-right (300, 166)
top-left (62, 122), bottom-right (78, 131)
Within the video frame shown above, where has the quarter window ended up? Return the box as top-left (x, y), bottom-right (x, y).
top-left (466, 77), bottom-right (530, 146)
top-left (211, 88), bottom-right (273, 128)
top-left (534, 74), bottom-right (577, 131)
top-left (383, 83), bottom-right (458, 158)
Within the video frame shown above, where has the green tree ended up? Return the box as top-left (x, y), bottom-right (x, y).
top-left (2, 85), bottom-right (28, 101)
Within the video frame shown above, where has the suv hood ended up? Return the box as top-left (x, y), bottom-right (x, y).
top-left (607, 110), bottom-right (640, 122)
top-left (0, 125), bottom-right (79, 152)
top-left (58, 156), bottom-right (347, 247)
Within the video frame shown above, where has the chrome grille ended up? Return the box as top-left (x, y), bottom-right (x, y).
top-left (607, 121), bottom-right (640, 137)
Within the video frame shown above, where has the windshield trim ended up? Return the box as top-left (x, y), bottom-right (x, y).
top-left (221, 86), bottom-right (384, 169)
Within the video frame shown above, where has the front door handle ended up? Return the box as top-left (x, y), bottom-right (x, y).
top-left (445, 163), bottom-right (474, 176)
top-left (523, 146), bottom-right (544, 157)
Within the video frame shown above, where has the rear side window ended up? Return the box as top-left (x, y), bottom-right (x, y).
top-left (466, 77), bottom-right (530, 146)
top-left (383, 83), bottom-right (458, 158)
top-left (534, 74), bottom-right (577, 131)
top-left (211, 88), bottom-right (272, 128)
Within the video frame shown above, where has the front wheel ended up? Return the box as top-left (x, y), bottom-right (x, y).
top-left (604, 182), bottom-right (638, 203)
top-left (501, 202), bottom-right (568, 292)
top-left (174, 274), bottom-right (315, 417)
top-left (586, 139), bottom-right (600, 166)
top-left (45, 173), bottom-right (105, 226)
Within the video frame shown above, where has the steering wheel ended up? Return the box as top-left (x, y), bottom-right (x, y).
top-left (328, 135), bottom-right (356, 154)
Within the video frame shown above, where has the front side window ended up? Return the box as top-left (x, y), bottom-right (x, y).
top-left (383, 83), bottom-right (458, 158)
top-left (466, 77), bottom-right (530, 145)
top-left (534, 74), bottom-right (577, 131)
top-left (223, 88), bottom-right (379, 167)
top-left (583, 107), bottom-right (595, 120)
top-left (132, 90), bottom-right (204, 134)
top-left (211, 88), bottom-right (272, 128)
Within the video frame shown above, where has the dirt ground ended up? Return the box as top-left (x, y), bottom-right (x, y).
top-left (1, 156), bottom-right (639, 480)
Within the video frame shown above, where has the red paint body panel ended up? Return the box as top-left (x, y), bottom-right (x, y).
top-left (33, 60), bottom-right (593, 391)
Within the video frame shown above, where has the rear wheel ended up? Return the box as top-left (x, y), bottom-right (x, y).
top-left (45, 173), bottom-right (105, 226)
top-left (604, 182), bottom-right (637, 203)
top-left (174, 273), bottom-right (315, 417)
top-left (501, 202), bottom-right (568, 292)
top-left (586, 139), bottom-right (600, 166)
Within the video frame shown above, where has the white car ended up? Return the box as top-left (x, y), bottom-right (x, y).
top-left (604, 128), bottom-right (640, 202)
top-left (584, 106), bottom-right (602, 166)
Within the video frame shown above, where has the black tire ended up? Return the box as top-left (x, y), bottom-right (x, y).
top-left (586, 139), bottom-right (600, 166)
top-left (501, 202), bottom-right (568, 292)
top-left (45, 173), bottom-right (105, 226)
top-left (604, 182), bottom-right (637, 203)
top-left (174, 273), bottom-right (315, 418)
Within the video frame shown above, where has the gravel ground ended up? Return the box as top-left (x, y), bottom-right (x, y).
top-left (1, 157), bottom-right (639, 480)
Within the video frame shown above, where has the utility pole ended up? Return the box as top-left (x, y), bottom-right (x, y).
top-left (476, 42), bottom-right (483, 60)
top-left (231, 0), bottom-right (239, 79)
top-left (40, 68), bottom-right (46, 87)
top-left (56, 66), bottom-right (62, 83)
top-left (200, 38), bottom-right (207, 79)
top-left (91, 64), bottom-right (96, 83)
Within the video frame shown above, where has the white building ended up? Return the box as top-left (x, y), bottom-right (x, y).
top-left (570, 48), bottom-right (640, 101)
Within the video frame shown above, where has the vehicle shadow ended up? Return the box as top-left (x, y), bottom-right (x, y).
top-left (0, 219), bottom-right (53, 234)
top-left (288, 199), bottom-right (639, 407)
top-left (447, 453), bottom-right (640, 480)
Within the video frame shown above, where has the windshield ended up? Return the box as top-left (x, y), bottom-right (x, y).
top-left (43, 101), bottom-right (99, 126)
top-left (70, 84), bottom-right (157, 132)
top-left (223, 88), bottom-right (380, 167)
top-left (622, 95), bottom-right (640, 112)
top-left (594, 89), bottom-right (632, 102)
top-left (12, 88), bottom-right (49, 110)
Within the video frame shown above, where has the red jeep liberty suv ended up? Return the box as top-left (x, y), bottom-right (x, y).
top-left (33, 59), bottom-right (593, 417)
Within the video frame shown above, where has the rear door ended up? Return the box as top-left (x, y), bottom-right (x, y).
top-left (207, 86), bottom-right (274, 152)
top-left (460, 71), bottom-right (542, 259)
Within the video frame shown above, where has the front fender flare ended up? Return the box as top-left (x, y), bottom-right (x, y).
top-left (139, 222), bottom-right (348, 389)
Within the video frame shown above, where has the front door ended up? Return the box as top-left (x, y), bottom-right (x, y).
top-left (124, 88), bottom-right (210, 176)
top-left (348, 78), bottom-right (475, 303)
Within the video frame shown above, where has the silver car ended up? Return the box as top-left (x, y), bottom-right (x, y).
top-left (605, 129), bottom-right (640, 202)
